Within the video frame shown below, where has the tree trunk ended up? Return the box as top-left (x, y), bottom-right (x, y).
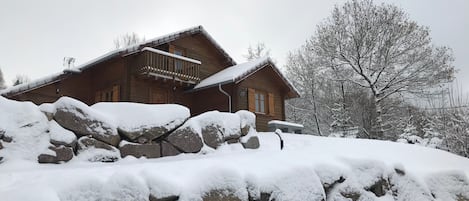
top-left (372, 96), bottom-right (384, 139)
top-left (311, 82), bottom-right (322, 136)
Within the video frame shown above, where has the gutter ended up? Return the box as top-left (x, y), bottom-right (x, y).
top-left (218, 83), bottom-right (232, 113)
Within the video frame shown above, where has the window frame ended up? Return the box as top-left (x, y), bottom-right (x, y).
top-left (254, 90), bottom-right (267, 114)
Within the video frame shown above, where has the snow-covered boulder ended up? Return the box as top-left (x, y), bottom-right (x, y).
top-left (119, 141), bottom-right (161, 159)
top-left (0, 96), bottom-right (52, 161)
top-left (241, 136), bottom-right (260, 149)
top-left (53, 97), bottom-right (120, 146)
top-left (38, 145), bottom-right (74, 164)
top-left (166, 127), bottom-right (204, 153)
top-left (39, 103), bottom-right (56, 121)
top-left (91, 102), bottom-right (190, 143)
top-left (160, 141), bottom-right (182, 157)
top-left (77, 136), bottom-right (120, 162)
top-left (169, 111), bottom-right (243, 150)
top-left (48, 120), bottom-right (77, 148)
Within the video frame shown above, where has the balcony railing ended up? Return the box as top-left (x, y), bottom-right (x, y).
top-left (137, 47), bottom-right (201, 84)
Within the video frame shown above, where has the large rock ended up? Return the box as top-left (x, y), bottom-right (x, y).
top-left (0, 141), bottom-right (3, 149)
top-left (201, 124), bottom-right (224, 149)
top-left (48, 120), bottom-right (77, 148)
top-left (241, 136), bottom-right (260, 149)
top-left (119, 127), bottom-right (168, 143)
top-left (175, 111), bottom-right (243, 150)
top-left (77, 137), bottom-right (120, 162)
top-left (119, 142), bottom-right (161, 158)
top-left (166, 127), bottom-right (203, 153)
top-left (0, 129), bottom-right (4, 139)
top-left (53, 97), bottom-right (120, 146)
top-left (91, 102), bottom-right (190, 143)
top-left (38, 146), bottom-right (74, 164)
top-left (78, 136), bottom-right (116, 151)
top-left (160, 141), bottom-right (182, 157)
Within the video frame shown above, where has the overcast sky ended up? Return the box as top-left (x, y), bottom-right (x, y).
top-left (1, 0), bottom-right (468, 92)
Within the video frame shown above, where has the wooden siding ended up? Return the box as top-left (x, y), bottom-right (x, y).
top-left (169, 34), bottom-right (232, 79)
top-left (236, 65), bottom-right (290, 131)
top-left (9, 58), bottom-right (124, 105)
top-left (191, 84), bottom-right (234, 116)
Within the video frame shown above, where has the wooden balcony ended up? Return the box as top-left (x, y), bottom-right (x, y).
top-left (137, 47), bottom-right (201, 84)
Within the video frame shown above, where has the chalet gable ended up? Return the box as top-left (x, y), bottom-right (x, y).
top-left (193, 57), bottom-right (300, 99)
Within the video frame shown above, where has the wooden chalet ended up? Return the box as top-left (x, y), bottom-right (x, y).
top-left (0, 26), bottom-right (299, 131)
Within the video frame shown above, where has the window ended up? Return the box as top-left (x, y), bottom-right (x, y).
top-left (248, 88), bottom-right (275, 115)
top-left (255, 92), bottom-right (266, 113)
top-left (173, 48), bottom-right (184, 73)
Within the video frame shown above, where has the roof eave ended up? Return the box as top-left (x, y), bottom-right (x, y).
top-left (188, 80), bottom-right (235, 93)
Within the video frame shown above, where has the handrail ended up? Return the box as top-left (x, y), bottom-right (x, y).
top-left (141, 47), bottom-right (201, 64)
top-left (138, 49), bottom-right (201, 83)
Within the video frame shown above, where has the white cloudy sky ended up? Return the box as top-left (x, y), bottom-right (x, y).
top-left (0, 0), bottom-right (468, 91)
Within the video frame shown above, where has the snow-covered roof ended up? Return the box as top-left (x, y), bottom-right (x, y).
top-left (193, 57), bottom-right (300, 98)
top-left (0, 25), bottom-right (235, 97)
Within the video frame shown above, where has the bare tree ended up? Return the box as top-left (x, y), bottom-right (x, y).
top-left (114, 32), bottom-right (145, 49)
top-left (244, 42), bottom-right (271, 61)
top-left (0, 67), bottom-right (6, 90)
top-left (12, 74), bottom-right (30, 86)
top-left (310, 0), bottom-right (455, 139)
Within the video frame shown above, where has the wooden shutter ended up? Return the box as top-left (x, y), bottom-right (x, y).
top-left (112, 85), bottom-right (120, 102)
top-left (268, 92), bottom-right (275, 116)
top-left (248, 88), bottom-right (256, 112)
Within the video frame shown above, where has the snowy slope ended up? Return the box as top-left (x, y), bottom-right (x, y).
top-left (1, 132), bottom-right (469, 201)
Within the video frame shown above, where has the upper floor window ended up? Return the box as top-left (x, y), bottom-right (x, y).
top-left (172, 47), bottom-right (184, 73)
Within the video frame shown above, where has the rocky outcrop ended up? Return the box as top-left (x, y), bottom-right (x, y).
top-left (38, 146), bottom-right (74, 164)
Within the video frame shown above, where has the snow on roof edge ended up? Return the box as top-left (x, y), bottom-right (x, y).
top-left (1, 25), bottom-right (236, 97)
top-left (0, 72), bottom-right (64, 96)
top-left (141, 47), bottom-right (201, 64)
top-left (193, 57), bottom-right (300, 98)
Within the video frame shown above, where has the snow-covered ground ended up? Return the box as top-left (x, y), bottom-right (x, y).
top-left (1, 132), bottom-right (469, 201)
